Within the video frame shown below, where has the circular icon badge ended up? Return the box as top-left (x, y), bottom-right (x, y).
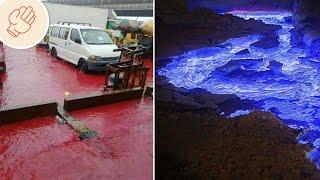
top-left (0, 0), bottom-right (49, 49)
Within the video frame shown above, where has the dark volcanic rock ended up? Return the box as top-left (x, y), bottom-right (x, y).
top-left (156, 105), bottom-right (320, 179)
top-left (235, 49), bottom-right (250, 55)
top-left (267, 60), bottom-right (283, 71)
top-left (214, 58), bottom-right (280, 78)
top-left (251, 36), bottom-right (279, 49)
top-left (216, 59), bottom-right (264, 72)
top-left (156, 0), bottom-right (281, 59)
top-left (292, 0), bottom-right (320, 57)
top-left (156, 76), bottom-right (234, 112)
top-left (156, 73), bottom-right (259, 116)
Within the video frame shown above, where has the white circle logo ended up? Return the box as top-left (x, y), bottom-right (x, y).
top-left (0, 0), bottom-right (49, 49)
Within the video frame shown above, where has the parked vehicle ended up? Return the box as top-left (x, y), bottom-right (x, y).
top-left (49, 22), bottom-right (121, 73)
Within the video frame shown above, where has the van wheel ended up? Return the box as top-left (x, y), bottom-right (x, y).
top-left (51, 48), bottom-right (57, 58)
top-left (78, 59), bottom-right (88, 73)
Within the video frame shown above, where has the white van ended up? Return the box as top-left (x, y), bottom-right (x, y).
top-left (49, 22), bottom-right (121, 73)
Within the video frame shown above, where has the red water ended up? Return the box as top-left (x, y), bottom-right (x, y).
top-left (0, 99), bottom-right (153, 179)
top-left (72, 99), bottom-right (153, 180)
top-left (0, 117), bottom-right (79, 179)
top-left (0, 46), bottom-right (153, 179)
top-left (0, 46), bottom-right (153, 107)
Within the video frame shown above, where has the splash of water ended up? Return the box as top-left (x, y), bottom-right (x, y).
top-left (158, 11), bottom-right (320, 167)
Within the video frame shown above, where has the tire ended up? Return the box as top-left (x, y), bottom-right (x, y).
top-left (51, 47), bottom-right (57, 59)
top-left (78, 59), bottom-right (89, 74)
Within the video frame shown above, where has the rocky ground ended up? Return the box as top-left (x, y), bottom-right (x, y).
top-left (156, 1), bottom-right (281, 59)
top-left (156, 75), bottom-right (320, 179)
top-left (156, 103), bottom-right (320, 179)
top-left (156, 0), bottom-right (320, 178)
top-left (292, 0), bottom-right (320, 56)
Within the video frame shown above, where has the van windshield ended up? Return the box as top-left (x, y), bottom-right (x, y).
top-left (80, 29), bottom-right (114, 45)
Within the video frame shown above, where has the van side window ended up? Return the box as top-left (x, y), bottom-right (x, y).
top-left (51, 26), bottom-right (60, 37)
top-left (48, 27), bottom-right (52, 35)
top-left (70, 29), bottom-right (81, 42)
top-left (59, 27), bottom-right (70, 40)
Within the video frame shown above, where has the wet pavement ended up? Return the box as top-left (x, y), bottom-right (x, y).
top-left (72, 99), bottom-right (153, 179)
top-left (0, 99), bottom-right (153, 179)
top-left (0, 47), bottom-right (104, 107)
top-left (0, 46), bottom-right (153, 107)
top-left (0, 46), bottom-right (153, 179)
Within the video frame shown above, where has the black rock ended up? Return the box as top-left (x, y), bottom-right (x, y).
top-left (267, 60), bottom-right (283, 71)
top-left (235, 49), bottom-right (250, 55)
top-left (251, 37), bottom-right (279, 49)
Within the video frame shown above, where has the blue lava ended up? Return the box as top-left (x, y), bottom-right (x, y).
top-left (158, 11), bottom-right (320, 167)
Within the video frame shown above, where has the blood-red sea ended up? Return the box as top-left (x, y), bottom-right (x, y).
top-left (0, 46), bottom-right (153, 179)
top-left (0, 46), bottom-right (153, 107)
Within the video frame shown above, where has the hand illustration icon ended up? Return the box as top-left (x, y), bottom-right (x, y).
top-left (7, 6), bottom-right (36, 38)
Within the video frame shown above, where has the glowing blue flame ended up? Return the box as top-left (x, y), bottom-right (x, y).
top-left (158, 11), bottom-right (320, 167)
